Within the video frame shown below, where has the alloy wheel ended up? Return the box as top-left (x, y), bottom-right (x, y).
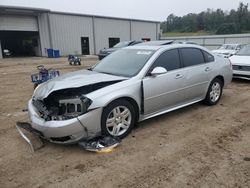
top-left (209, 82), bottom-right (221, 102)
top-left (106, 106), bottom-right (132, 136)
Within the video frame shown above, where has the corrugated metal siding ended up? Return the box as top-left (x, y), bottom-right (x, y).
top-left (188, 38), bottom-right (204, 45)
top-left (94, 17), bottom-right (130, 53)
top-left (205, 38), bottom-right (225, 45)
top-left (131, 21), bottom-right (157, 41)
top-left (39, 13), bottom-right (159, 56)
top-left (38, 13), bottom-right (51, 56)
top-left (225, 37), bottom-right (250, 44)
top-left (157, 23), bottom-right (160, 39)
top-left (161, 33), bottom-right (250, 50)
top-left (49, 13), bottom-right (94, 56)
top-left (0, 14), bottom-right (38, 31)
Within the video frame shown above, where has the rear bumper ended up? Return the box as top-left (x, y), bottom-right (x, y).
top-left (28, 99), bottom-right (102, 144)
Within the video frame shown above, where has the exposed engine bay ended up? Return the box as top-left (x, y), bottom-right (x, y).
top-left (32, 81), bottom-right (121, 121)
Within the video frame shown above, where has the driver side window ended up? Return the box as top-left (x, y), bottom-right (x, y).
top-left (149, 49), bottom-right (181, 73)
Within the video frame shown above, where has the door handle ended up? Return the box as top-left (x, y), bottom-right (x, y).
top-left (175, 74), bottom-right (183, 79)
top-left (205, 67), bottom-right (212, 72)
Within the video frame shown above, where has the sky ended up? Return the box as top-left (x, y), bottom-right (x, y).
top-left (0, 0), bottom-right (249, 21)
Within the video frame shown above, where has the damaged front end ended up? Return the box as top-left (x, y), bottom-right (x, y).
top-left (26, 79), bottom-right (125, 145)
top-left (32, 81), bottom-right (120, 121)
top-left (17, 69), bottom-right (127, 150)
top-left (32, 94), bottom-right (92, 121)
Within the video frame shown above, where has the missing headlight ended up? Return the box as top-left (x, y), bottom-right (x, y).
top-left (33, 96), bottom-right (92, 121)
top-left (51, 96), bottom-right (92, 120)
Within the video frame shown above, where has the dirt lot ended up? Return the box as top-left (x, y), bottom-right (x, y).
top-left (0, 57), bottom-right (249, 188)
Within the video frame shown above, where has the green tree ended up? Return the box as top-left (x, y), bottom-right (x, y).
top-left (160, 2), bottom-right (250, 35)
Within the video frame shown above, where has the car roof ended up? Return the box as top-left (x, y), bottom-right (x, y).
top-left (126, 43), bottom-right (209, 51)
top-left (175, 41), bottom-right (198, 45)
top-left (129, 40), bottom-right (143, 45)
top-left (222, 44), bottom-right (241, 46)
top-left (135, 40), bottom-right (174, 46)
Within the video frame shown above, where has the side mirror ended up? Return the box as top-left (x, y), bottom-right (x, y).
top-left (150, 67), bottom-right (167, 77)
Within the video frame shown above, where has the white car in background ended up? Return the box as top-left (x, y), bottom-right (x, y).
top-left (212, 44), bottom-right (244, 58)
top-left (229, 44), bottom-right (250, 80)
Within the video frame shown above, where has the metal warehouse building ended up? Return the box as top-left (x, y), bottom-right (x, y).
top-left (0, 6), bottom-right (160, 59)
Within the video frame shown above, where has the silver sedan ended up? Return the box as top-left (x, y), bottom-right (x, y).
top-left (27, 44), bottom-right (232, 144)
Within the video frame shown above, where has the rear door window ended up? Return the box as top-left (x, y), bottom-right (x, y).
top-left (150, 49), bottom-right (181, 72)
top-left (202, 50), bottom-right (214, 62)
top-left (180, 48), bottom-right (205, 67)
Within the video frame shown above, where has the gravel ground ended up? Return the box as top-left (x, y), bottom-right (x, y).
top-left (0, 57), bottom-right (249, 188)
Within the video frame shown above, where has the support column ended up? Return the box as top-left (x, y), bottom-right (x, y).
top-left (0, 40), bottom-right (2, 59)
top-left (92, 16), bottom-right (97, 55)
top-left (156, 23), bottom-right (158, 40)
top-left (47, 13), bottom-right (53, 49)
top-left (129, 20), bottom-right (132, 40)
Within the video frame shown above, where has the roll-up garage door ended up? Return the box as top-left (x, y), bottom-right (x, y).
top-left (0, 15), bottom-right (38, 31)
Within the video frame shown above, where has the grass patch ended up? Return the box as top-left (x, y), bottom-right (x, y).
top-left (162, 31), bottom-right (214, 37)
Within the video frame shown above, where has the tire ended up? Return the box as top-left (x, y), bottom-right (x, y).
top-left (204, 78), bottom-right (223, 105)
top-left (101, 99), bottom-right (136, 138)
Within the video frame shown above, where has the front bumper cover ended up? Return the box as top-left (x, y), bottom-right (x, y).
top-left (27, 99), bottom-right (102, 144)
top-left (16, 122), bottom-right (44, 152)
top-left (233, 70), bottom-right (250, 80)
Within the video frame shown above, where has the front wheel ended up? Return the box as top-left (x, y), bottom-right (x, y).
top-left (204, 78), bottom-right (223, 105)
top-left (101, 99), bottom-right (136, 138)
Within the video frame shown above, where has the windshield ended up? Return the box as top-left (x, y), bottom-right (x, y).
top-left (219, 44), bottom-right (237, 50)
top-left (236, 45), bottom-right (250, 56)
top-left (92, 49), bottom-right (155, 77)
top-left (113, 41), bottom-right (131, 48)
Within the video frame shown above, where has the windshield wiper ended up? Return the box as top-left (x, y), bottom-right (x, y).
top-left (97, 71), bottom-right (129, 77)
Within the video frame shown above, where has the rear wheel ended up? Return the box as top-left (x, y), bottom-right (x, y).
top-left (204, 78), bottom-right (223, 105)
top-left (101, 99), bottom-right (135, 138)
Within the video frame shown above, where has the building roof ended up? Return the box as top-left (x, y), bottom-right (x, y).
top-left (0, 5), bottom-right (50, 14)
top-left (0, 5), bottom-right (160, 23)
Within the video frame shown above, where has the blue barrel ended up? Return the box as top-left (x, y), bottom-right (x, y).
top-left (47, 48), bottom-right (54, 58)
top-left (54, 50), bottom-right (60, 58)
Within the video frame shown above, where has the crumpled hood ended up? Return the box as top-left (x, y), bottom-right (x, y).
top-left (33, 69), bottom-right (127, 100)
top-left (229, 55), bottom-right (250, 66)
